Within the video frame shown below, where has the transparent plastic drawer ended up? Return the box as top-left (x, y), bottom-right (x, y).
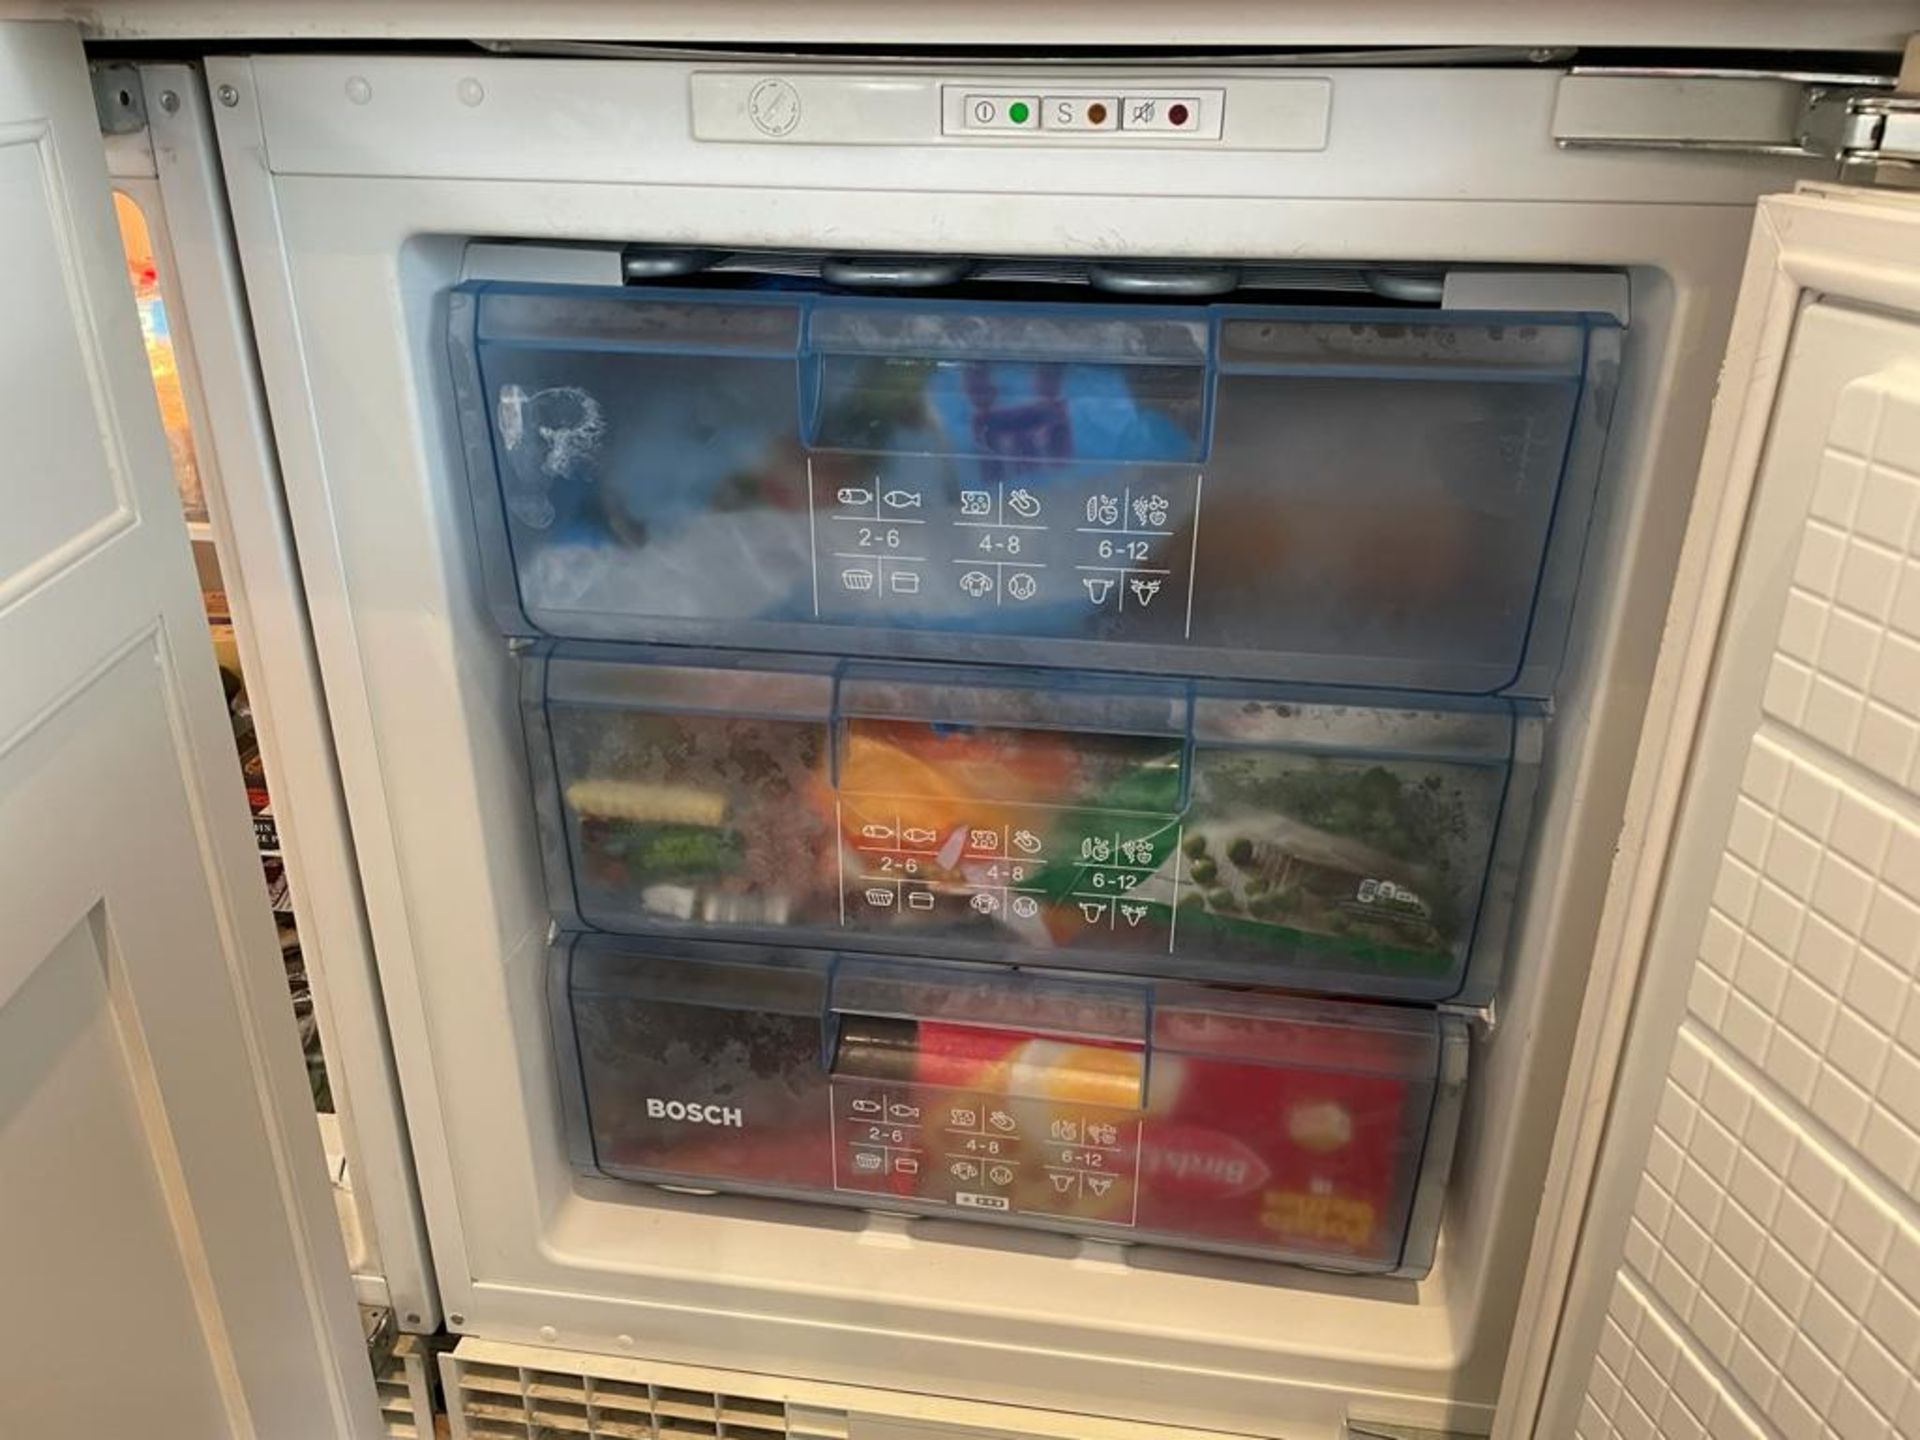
top-left (523, 643), bottom-right (1539, 1002)
top-left (553, 937), bottom-right (1467, 1276)
top-left (453, 282), bottom-right (1618, 696)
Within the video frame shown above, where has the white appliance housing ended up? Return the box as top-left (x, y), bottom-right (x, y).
top-left (199, 51), bottom-right (1818, 1438)
top-left (5, 17), bottom-right (1920, 1440)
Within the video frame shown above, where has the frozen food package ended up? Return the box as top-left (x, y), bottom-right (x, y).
top-left (526, 645), bottom-right (1536, 1002)
top-left (557, 939), bottom-right (1465, 1276)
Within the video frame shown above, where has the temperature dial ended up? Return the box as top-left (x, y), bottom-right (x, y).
top-left (747, 78), bottom-right (802, 137)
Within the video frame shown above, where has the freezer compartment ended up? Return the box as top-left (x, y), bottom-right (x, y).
top-left (523, 643), bottom-right (1538, 1002)
top-left (554, 936), bottom-right (1466, 1275)
top-left (453, 280), bottom-right (1617, 695)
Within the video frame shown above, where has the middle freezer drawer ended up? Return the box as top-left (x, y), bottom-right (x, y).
top-left (521, 643), bottom-right (1540, 1002)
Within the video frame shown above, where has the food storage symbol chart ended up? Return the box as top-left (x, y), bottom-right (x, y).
top-left (816, 475), bottom-right (933, 603)
top-left (809, 462), bottom-right (1204, 638)
top-left (831, 1080), bottom-right (1142, 1223)
top-left (840, 805), bottom-right (1186, 955)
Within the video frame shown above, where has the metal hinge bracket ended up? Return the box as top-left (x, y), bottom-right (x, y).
top-left (90, 62), bottom-right (147, 134)
top-left (1552, 54), bottom-right (1919, 182)
top-left (1347, 1423), bottom-right (1484, 1440)
top-left (1799, 89), bottom-right (1920, 174)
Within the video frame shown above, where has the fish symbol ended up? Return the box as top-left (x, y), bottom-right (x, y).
top-left (836, 486), bottom-right (872, 507)
top-left (901, 826), bottom-right (937, 845)
top-left (882, 490), bottom-right (923, 509)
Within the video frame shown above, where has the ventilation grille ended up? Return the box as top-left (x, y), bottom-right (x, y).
top-left (439, 1337), bottom-right (1254, 1440)
top-left (447, 1358), bottom-right (849, 1440)
top-left (378, 1336), bottom-right (435, 1440)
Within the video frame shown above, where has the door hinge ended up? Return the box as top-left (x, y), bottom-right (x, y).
top-left (360, 1303), bottom-right (396, 1372)
top-left (1347, 1423), bottom-right (1483, 1440)
top-left (1800, 89), bottom-right (1920, 176)
top-left (1552, 57), bottom-right (1919, 182)
top-left (89, 62), bottom-right (146, 135)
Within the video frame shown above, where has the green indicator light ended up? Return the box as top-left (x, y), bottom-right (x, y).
top-left (1008, 101), bottom-right (1031, 124)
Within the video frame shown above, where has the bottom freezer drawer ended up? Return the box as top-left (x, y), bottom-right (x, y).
top-left (552, 934), bottom-right (1467, 1276)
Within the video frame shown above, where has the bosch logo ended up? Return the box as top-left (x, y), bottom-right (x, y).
top-left (646, 1097), bottom-right (743, 1128)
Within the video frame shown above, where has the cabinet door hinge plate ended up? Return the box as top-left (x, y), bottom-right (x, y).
top-left (1552, 49), bottom-right (1919, 186)
top-left (89, 62), bottom-right (146, 134)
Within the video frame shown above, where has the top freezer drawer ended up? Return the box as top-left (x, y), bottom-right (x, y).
top-left (450, 281), bottom-right (1619, 695)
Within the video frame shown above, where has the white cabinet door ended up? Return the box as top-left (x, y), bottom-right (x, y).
top-left (1527, 186), bottom-right (1920, 1439)
top-left (0, 22), bottom-right (378, 1438)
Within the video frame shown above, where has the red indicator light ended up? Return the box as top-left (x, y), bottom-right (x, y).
top-left (1168, 103), bottom-right (1191, 127)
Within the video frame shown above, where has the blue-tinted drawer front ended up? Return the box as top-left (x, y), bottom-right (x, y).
top-left (521, 643), bottom-right (1540, 1003)
top-left (453, 283), bottom-right (1616, 696)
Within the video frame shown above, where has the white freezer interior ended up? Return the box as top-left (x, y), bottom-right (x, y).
top-left (211, 53), bottom-right (1829, 1437)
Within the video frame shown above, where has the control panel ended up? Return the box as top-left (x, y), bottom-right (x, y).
top-left (942, 87), bottom-right (1224, 140)
top-left (689, 72), bottom-right (1330, 150)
